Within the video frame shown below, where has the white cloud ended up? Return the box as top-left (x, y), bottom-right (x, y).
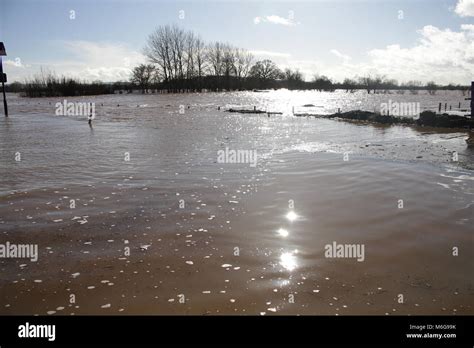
top-left (455, 0), bottom-right (474, 17)
top-left (3, 59), bottom-right (31, 68)
top-left (253, 15), bottom-right (299, 26)
top-left (360, 25), bottom-right (474, 84)
top-left (274, 25), bottom-right (473, 85)
top-left (461, 24), bottom-right (474, 31)
top-left (330, 49), bottom-right (352, 62)
top-left (63, 41), bottom-right (143, 67)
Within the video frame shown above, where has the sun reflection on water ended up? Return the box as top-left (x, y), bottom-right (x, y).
top-left (277, 228), bottom-right (289, 237)
top-left (286, 210), bottom-right (298, 222)
top-left (279, 250), bottom-right (298, 271)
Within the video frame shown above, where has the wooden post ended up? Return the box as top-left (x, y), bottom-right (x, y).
top-left (471, 81), bottom-right (473, 115)
top-left (445, 103), bottom-right (447, 111)
top-left (438, 103), bottom-right (441, 112)
top-left (0, 57), bottom-right (7, 117)
top-left (88, 104), bottom-right (93, 126)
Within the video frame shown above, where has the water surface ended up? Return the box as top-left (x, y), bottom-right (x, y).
top-left (0, 90), bottom-right (472, 315)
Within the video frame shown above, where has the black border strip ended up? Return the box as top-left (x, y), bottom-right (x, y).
top-left (0, 315), bottom-right (472, 345)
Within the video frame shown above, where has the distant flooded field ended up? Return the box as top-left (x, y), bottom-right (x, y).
top-left (0, 90), bottom-right (472, 315)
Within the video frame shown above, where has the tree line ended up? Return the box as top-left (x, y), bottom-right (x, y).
top-left (6, 69), bottom-right (114, 97)
top-left (5, 24), bottom-right (471, 97)
top-left (129, 24), bottom-right (470, 94)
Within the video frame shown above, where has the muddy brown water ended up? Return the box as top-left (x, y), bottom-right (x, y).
top-left (0, 91), bottom-right (472, 315)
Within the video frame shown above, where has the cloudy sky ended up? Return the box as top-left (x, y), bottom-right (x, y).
top-left (1, 0), bottom-right (473, 84)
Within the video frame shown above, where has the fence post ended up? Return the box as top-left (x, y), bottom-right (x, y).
top-left (0, 42), bottom-right (7, 117)
top-left (471, 81), bottom-right (473, 116)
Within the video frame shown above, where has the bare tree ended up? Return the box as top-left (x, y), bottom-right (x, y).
top-left (194, 37), bottom-right (206, 79)
top-left (249, 59), bottom-right (282, 80)
top-left (184, 31), bottom-right (196, 80)
top-left (358, 75), bottom-right (385, 94)
top-left (284, 68), bottom-right (303, 81)
top-left (170, 25), bottom-right (186, 81)
top-left (342, 78), bottom-right (357, 92)
top-left (312, 75), bottom-right (333, 90)
top-left (144, 25), bottom-right (173, 82)
top-left (222, 44), bottom-right (236, 78)
top-left (130, 64), bottom-right (155, 93)
top-left (145, 24), bottom-right (199, 91)
top-left (426, 81), bottom-right (437, 95)
top-left (143, 25), bottom-right (318, 92)
top-left (234, 48), bottom-right (253, 79)
top-left (404, 80), bottom-right (422, 95)
top-left (207, 42), bottom-right (224, 76)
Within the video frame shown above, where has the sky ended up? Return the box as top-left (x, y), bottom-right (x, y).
top-left (1, 0), bottom-right (473, 84)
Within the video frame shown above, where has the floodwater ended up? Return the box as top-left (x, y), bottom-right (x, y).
top-left (0, 90), bottom-right (472, 315)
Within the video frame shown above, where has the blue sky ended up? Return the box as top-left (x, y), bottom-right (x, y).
top-left (1, 0), bottom-right (473, 84)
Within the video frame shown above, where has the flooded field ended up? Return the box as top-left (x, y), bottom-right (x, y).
top-left (0, 90), bottom-right (472, 315)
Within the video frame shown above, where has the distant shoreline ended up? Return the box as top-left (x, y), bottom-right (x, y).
top-left (5, 86), bottom-right (472, 99)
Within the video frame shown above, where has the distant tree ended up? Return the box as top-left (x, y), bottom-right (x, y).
top-left (283, 68), bottom-right (304, 89)
top-left (284, 68), bottom-right (303, 81)
top-left (5, 81), bottom-right (23, 93)
top-left (381, 78), bottom-right (399, 91)
top-left (131, 64), bottom-right (155, 93)
top-left (184, 31), bottom-right (197, 80)
top-left (222, 44), bottom-right (236, 77)
top-left (426, 81), bottom-right (437, 95)
top-left (234, 48), bottom-right (254, 80)
top-left (342, 78), bottom-right (357, 92)
top-left (358, 76), bottom-right (372, 93)
top-left (404, 80), bottom-right (422, 95)
top-left (249, 59), bottom-right (282, 81)
top-left (312, 75), bottom-right (333, 91)
top-left (144, 25), bottom-right (172, 83)
top-left (194, 37), bottom-right (207, 89)
top-left (207, 41), bottom-right (225, 77)
top-left (358, 75), bottom-right (385, 93)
